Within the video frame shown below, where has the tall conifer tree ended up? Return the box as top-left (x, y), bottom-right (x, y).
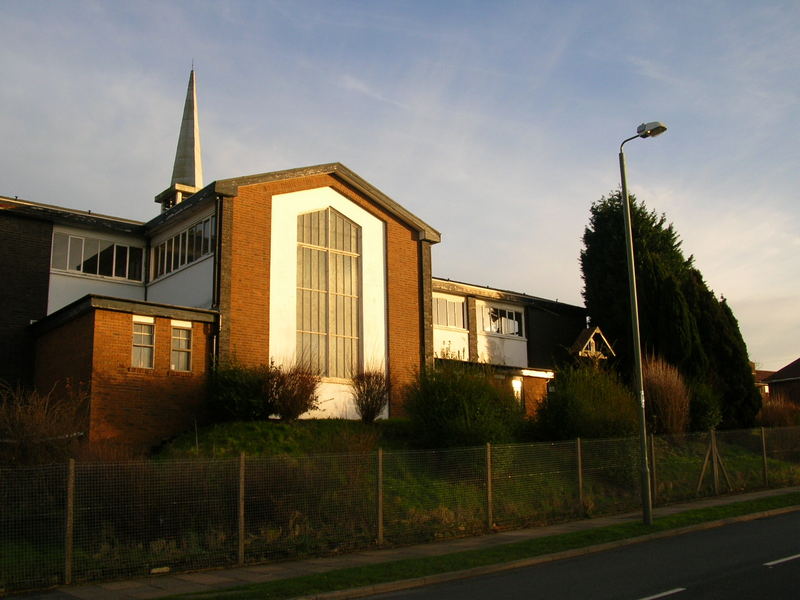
top-left (580, 191), bottom-right (760, 428)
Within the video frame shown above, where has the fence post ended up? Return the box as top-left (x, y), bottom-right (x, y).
top-left (486, 443), bottom-right (493, 529)
top-left (761, 427), bottom-right (769, 488)
top-left (711, 429), bottom-right (720, 495)
top-left (238, 452), bottom-right (245, 566)
top-left (576, 438), bottom-right (584, 515)
top-left (377, 448), bottom-right (384, 546)
top-left (64, 458), bottom-right (75, 585)
top-left (649, 433), bottom-right (657, 505)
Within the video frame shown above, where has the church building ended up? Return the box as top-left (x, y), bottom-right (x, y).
top-left (0, 71), bottom-right (596, 449)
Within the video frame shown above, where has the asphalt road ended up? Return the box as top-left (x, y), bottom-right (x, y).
top-left (367, 512), bottom-right (800, 599)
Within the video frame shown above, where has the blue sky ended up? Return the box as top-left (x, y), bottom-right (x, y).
top-left (2, 1), bottom-right (798, 370)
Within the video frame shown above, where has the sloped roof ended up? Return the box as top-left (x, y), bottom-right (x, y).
top-left (432, 277), bottom-right (585, 313)
top-left (569, 326), bottom-right (616, 358)
top-left (754, 369), bottom-right (775, 384)
top-left (215, 163), bottom-right (441, 243)
top-left (0, 195), bottom-right (144, 235)
top-left (766, 357), bottom-right (800, 383)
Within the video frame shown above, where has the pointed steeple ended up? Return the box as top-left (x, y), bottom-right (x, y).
top-left (155, 69), bottom-right (204, 212)
top-left (171, 69), bottom-right (203, 188)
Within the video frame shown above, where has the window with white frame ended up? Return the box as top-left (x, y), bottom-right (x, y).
top-left (296, 208), bottom-right (360, 378)
top-left (132, 316), bottom-right (155, 368)
top-left (51, 232), bottom-right (144, 281)
top-left (152, 215), bottom-right (216, 279)
top-left (170, 322), bottom-right (192, 371)
top-left (481, 305), bottom-right (524, 337)
top-left (433, 296), bottom-right (465, 329)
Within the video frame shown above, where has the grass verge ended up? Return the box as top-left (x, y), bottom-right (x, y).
top-left (167, 492), bottom-right (800, 599)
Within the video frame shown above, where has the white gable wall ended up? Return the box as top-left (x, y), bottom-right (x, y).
top-left (269, 187), bottom-right (388, 419)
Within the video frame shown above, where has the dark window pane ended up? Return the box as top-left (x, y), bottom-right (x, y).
top-left (114, 245), bottom-right (128, 278)
top-left (52, 232), bottom-right (69, 270)
top-left (128, 247), bottom-right (143, 281)
top-left (209, 216), bottom-right (216, 253)
top-left (82, 238), bottom-right (99, 274)
top-left (68, 237), bottom-right (84, 271)
top-left (202, 220), bottom-right (210, 255)
top-left (98, 241), bottom-right (114, 276)
top-left (165, 238), bottom-right (174, 273)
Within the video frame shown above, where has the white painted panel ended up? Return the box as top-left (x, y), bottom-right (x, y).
top-left (477, 333), bottom-right (528, 368)
top-left (147, 256), bottom-right (214, 308)
top-left (433, 328), bottom-right (469, 361)
top-left (48, 273), bottom-right (145, 314)
top-left (270, 187), bottom-right (388, 419)
top-left (300, 381), bottom-right (387, 420)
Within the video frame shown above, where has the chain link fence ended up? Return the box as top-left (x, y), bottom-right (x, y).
top-left (3, 426), bottom-right (800, 593)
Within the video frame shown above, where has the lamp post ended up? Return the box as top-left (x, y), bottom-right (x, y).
top-left (619, 121), bottom-right (667, 526)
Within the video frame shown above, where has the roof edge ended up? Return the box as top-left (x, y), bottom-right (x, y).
top-left (30, 295), bottom-right (218, 336)
top-left (432, 277), bottom-right (585, 312)
top-left (214, 163), bottom-right (441, 243)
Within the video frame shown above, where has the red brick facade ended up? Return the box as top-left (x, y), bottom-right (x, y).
top-left (33, 300), bottom-right (214, 450)
top-left (217, 174), bottom-right (429, 415)
top-left (89, 311), bottom-right (211, 449)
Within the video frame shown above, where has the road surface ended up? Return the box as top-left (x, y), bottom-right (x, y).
top-left (368, 511), bottom-right (800, 599)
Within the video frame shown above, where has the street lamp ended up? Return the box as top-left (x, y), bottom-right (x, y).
top-left (619, 121), bottom-right (667, 526)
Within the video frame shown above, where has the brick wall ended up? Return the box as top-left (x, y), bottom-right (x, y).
top-left (33, 310), bottom-right (94, 440)
top-left (522, 376), bottom-right (549, 417)
top-left (217, 174), bottom-right (425, 415)
top-left (0, 211), bottom-right (52, 385)
top-left (89, 310), bottom-right (210, 450)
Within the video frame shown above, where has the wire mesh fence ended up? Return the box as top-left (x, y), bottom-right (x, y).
top-left (383, 447), bottom-right (486, 543)
top-left (3, 425), bottom-right (800, 593)
top-left (0, 463), bottom-right (66, 591)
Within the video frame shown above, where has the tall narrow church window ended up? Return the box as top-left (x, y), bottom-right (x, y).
top-left (297, 208), bottom-right (361, 378)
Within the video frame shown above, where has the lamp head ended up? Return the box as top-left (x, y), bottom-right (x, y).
top-left (637, 122), bottom-right (667, 138)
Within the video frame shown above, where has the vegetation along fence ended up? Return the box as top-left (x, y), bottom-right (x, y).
top-left (3, 426), bottom-right (800, 593)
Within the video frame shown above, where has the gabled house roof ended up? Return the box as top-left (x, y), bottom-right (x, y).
top-left (569, 326), bottom-right (615, 360)
top-left (766, 357), bottom-right (800, 384)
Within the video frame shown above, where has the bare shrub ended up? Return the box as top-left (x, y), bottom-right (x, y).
top-left (350, 369), bottom-right (389, 424)
top-left (643, 355), bottom-right (690, 434)
top-left (269, 364), bottom-right (320, 421)
top-left (0, 381), bottom-right (89, 465)
top-left (756, 393), bottom-right (800, 427)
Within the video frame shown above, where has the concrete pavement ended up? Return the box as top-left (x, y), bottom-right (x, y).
top-left (11, 487), bottom-right (800, 600)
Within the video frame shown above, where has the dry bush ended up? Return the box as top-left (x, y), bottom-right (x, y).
top-left (350, 369), bottom-right (389, 424)
top-left (269, 364), bottom-right (320, 421)
top-left (643, 355), bottom-right (690, 434)
top-left (756, 393), bottom-right (800, 428)
top-left (0, 381), bottom-right (89, 465)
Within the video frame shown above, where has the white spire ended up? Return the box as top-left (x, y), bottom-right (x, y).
top-left (170, 69), bottom-right (203, 188)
